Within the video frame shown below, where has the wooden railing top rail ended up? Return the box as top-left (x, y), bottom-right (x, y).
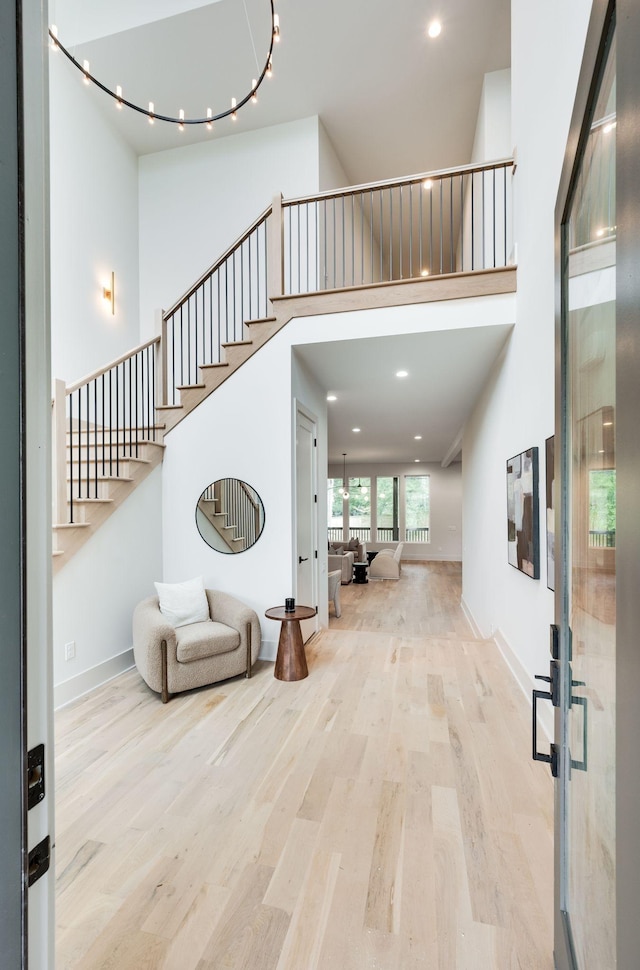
top-left (282, 156), bottom-right (515, 207)
top-left (163, 203), bottom-right (273, 319)
top-left (65, 335), bottom-right (161, 395)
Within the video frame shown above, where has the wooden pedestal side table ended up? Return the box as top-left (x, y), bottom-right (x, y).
top-left (265, 605), bottom-right (316, 681)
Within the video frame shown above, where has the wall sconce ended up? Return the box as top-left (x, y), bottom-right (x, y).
top-left (103, 272), bottom-right (115, 315)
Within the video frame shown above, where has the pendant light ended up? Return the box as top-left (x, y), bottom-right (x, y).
top-left (342, 453), bottom-right (350, 499)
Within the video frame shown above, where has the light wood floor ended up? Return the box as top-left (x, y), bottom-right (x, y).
top-left (55, 562), bottom-right (554, 969)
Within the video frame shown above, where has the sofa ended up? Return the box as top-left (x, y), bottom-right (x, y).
top-left (369, 542), bottom-right (404, 580)
top-left (328, 550), bottom-right (355, 584)
top-left (328, 537), bottom-right (366, 562)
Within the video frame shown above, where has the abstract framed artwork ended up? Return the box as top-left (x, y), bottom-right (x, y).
top-left (507, 446), bottom-right (540, 579)
top-left (545, 436), bottom-right (555, 591)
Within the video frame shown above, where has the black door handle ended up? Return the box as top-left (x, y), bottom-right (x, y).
top-left (298, 556), bottom-right (309, 564)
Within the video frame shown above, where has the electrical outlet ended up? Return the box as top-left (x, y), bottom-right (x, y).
top-left (64, 641), bottom-right (76, 661)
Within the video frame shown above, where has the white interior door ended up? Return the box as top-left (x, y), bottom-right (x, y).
top-left (295, 406), bottom-right (318, 642)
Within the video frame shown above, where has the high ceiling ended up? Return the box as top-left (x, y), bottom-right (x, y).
top-left (52, 0), bottom-right (510, 183)
top-left (52, 0), bottom-right (512, 464)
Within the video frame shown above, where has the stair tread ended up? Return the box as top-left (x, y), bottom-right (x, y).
top-left (69, 497), bottom-right (114, 505)
top-left (176, 382), bottom-right (206, 391)
top-left (53, 522), bottom-right (91, 530)
top-left (199, 362), bottom-right (229, 370)
top-left (68, 456), bottom-right (153, 467)
top-left (245, 316), bottom-right (277, 326)
top-left (66, 475), bottom-right (134, 484)
top-left (221, 340), bottom-right (253, 349)
top-left (156, 404), bottom-right (184, 412)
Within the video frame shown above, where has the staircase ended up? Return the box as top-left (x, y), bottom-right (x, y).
top-left (52, 159), bottom-right (515, 571)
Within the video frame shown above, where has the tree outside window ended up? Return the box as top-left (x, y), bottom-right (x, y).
top-left (348, 478), bottom-right (370, 540)
top-left (327, 479), bottom-right (343, 542)
top-left (377, 476), bottom-right (399, 540)
top-left (404, 475), bottom-right (430, 542)
top-left (588, 468), bottom-right (616, 547)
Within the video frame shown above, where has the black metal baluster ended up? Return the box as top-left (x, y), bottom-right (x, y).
top-left (389, 187), bottom-right (393, 280)
top-left (409, 183), bottom-right (413, 277)
top-left (69, 394), bottom-right (74, 522)
top-left (471, 173), bottom-right (475, 271)
top-left (399, 184), bottom-right (403, 279)
top-left (419, 180), bottom-right (423, 274)
top-left (439, 178), bottom-right (443, 275)
top-left (492, 167), bottom-right (496, 268)
top-left (115, 365), bottom-right (119, 477)
top-left (482, 168), bottom-right (486, 268)
top-left (342, 195), bottom-right (345, 287)
top-left (504, 166), bottom-right (508, 266)
top-left (460, 174), bottom-right (464, 271)
top-left (450, 176), bottom-right (454, 273)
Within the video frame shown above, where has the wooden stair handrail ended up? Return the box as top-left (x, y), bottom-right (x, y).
top-left (65, 335), bottom-right (161, 395)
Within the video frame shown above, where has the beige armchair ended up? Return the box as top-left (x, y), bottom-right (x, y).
top-left (369, 543), bottom-right (404, 579)
top-left (328, 550), bottom-right (355, 584)
top-left (132, 589), bottom-right (261, 702)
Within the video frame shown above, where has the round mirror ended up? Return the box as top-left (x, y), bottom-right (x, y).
top-left (195, 479), bottom-right (265, 554)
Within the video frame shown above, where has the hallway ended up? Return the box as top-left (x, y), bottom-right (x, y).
top-left (55, 563), bottom-right (553, 969)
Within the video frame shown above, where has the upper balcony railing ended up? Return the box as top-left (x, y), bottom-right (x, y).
top-left (282, 158), bottom-right (513, 295)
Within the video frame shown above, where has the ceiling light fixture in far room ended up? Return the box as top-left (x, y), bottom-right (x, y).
top-left (427, 20), bottom-right (442, 38)
top-left (352, 427), bottom-right (361, 433)
top-left (47, 0), bottom-right (280, 128)
top-left (414, 435), bottom-right (422, 440)
top-left (396, 370), bottom-right (408, 378)
top-left (414, 458), bottom-right (421, 463)
top-left (327, 394), bottom-right (337, 401)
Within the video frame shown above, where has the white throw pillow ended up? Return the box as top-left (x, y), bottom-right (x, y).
top-left (154, 576), bottom-right (210, 628)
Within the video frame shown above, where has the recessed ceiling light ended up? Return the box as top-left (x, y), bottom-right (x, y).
top-left (352, 427), bottom-right (361, 433)
top-left (603, 420), bottom-right (613, 426)
top-left (327, 394), bottom-right (337, 401)
top-left (414, 435), bottom-right (422, 440)
top-left (427, 20), bottom-right (442, 38)
top-left (396, 370), bottom-right (408, 378)
top-left (414, 458), bottom-right (421, 463)
top-left (598, 449), bottom-right (605, 454)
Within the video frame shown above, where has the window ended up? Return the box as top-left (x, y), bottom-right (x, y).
top-left (348, 477), bottom-right (370, 541)
top-left (327, 479), bottom-right (343, 542)
top-left (377, 476), bottom-right (399, 540)
top-left (404, 475), bottom-right (430, 542)
top-left (588, 469), bottom-right (616, 547)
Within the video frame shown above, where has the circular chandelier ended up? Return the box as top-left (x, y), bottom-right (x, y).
top-left (48, 0), bottom-right (280, 129)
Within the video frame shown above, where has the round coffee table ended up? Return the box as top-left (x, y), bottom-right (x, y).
top-left (265, 605), bottom-right (316, 681)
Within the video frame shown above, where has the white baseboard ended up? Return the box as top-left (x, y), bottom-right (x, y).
top-left (54, 648), bottom-right (135, 710)
top-left (493, 627), bottom-right (553, 743)
top-left (460, 596), bottom-right (483, 639)
top-left (460, 598), bottom-right (553, 745)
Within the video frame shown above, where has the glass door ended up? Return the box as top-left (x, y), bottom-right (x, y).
top-left (557, 18), bottom-right (616, 969)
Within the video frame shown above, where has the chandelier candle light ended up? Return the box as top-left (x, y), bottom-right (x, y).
top-left (48, 1), bottom-right (279, 128)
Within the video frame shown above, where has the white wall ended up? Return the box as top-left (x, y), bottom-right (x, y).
top-left (292, 353), bottom-right (330, 627)
top-left (163, 293), bottom-right (513, 658)
top-left (327, 461), bottom-right (462, 561)
top-left (49, 53), bottom-right (141, 384)
top-left (471, 68), bottom-right (512, 163)
top-left (318, 121), bottom-right (351, 190)
top-left (462, 0), bottom-right (593, 693)
top-left (138, 116), bottom-right (322, 335)
top-left (53, 467), bottom-right (163, 705)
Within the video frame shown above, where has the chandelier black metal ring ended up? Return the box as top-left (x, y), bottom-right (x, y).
top-left (48, 0), bottom-right (279, 127)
